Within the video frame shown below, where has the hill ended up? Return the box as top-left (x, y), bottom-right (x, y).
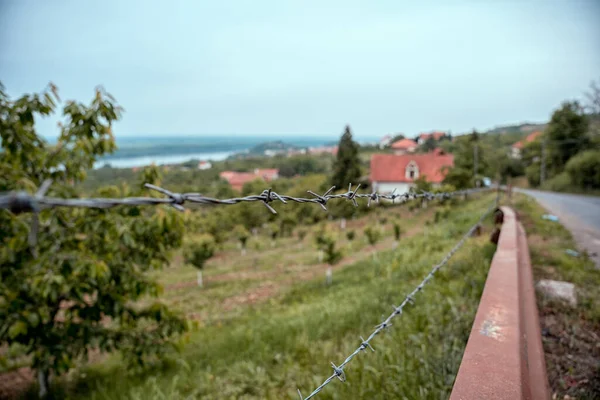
top-left (483, 122), bottom-right (547, 135)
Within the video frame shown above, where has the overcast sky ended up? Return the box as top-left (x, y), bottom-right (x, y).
top-left (1, 0), bottom-right (599, 139)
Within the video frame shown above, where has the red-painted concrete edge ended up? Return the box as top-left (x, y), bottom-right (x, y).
top-left (449, 206), bottom-right (550, 400)
top-left (517, 219), bottom-right (550, 399)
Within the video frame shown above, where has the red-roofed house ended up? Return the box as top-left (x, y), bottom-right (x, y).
top-left (417, 131), bottom-right (446, 145)
top-left (390, 138), bottom-right (418, 155)
top-left (197, 160), bottom-right (212, 170)
top-left (219, 168), bottom-right (279, 191)
top-left (370, 151), bottom-right (454, 194)
top-left (379, 134), bottom-right (393, 149)
top-left (307, 146), bottom-right (338, 156)
top-left (511, 131), bottom-right (543, 159)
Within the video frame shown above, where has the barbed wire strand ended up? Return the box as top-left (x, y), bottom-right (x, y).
top-left (297, 202), bottom-right (498, 400)
top-left (1, 181), bottom-right (493, 216)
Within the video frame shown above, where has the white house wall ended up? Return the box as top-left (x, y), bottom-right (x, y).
top-left (372, 182), bottom-right (442, 196)
top-left (372, 182), bottom-right (412, 195)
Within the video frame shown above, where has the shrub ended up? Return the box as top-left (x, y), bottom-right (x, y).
top-left (233, 225), bottom-right (250, 249)
top-left (280, 214), bottom-right (297, 237)
top-left (434, 207), bottom-right (451, 223)
top-left (541, 172), bottom-right (572, 192)
top-left (267, 223), bottom-right (280, 241)
top-left (184, 234), bottom-right (216, 270)
top-left (393, 223), bottom-right (402, 241)
top-left (314, 227), bottom-right (342, 265)
top-left (297, 229), bottom-right (307, 241)
top-left (364, 226), bottom-right (381, 246)
top-left (323, 238), bottom-right (342, 265)
top-left (526, 163), bottom-right (541, 187)
top-left (565, 150), bottom-right (600, 189)
top-left (346, 230), bottom-right (356, 241)
top-left (314, 225), bottom-right (329, 249)
top-left (433, 184), bottom-right (457, 194)
top-left (412, 175), bottom-right (433, 192)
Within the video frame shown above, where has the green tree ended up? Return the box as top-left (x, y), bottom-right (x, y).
top-left (323, 238), bottom-right (342, 265)
top-left (198, 211), bottom-right (229, 245)
top-left (388, 133), bottom-right (405, 145)
top-left (420, 136), bottom-right (437, 152)
top-left (234, 202), bottom-right (269, 231)
top-left (364, 226), bottom-right (381, 246)
top-left (442, 130), bottom-right (489, 188)
top-left (184, 234), bottom-right (216, 270)
top-left (267, 222), bottom-right (280, 244)
top-left (183, 234), bottom-right (216, 288)
top-left (546, 101), bottom-right (590, 173)
top-left (498, 154), bottom-right (525, 182)
top-left (297, 228), bottom-right (307, 241)
top-left (442, 167), bottom-right (473, 189)
top-left (233, 225), bottom-right (250, 253)
top-left (279, 214), bottom-right (296, 237)
top-left (585, 78), bottom-right (600, 142)
top-left (393, 223), bottom-right (402, 241)
top-left (565, 150), bottom-right (600, 189)
top-left (331, 125), bottom-right (361, 189)
top-left (0, 84), bottom-right (187, 397)
top-left (138, 164), bottom-right (161, 190)
top-left (314, 227), bottom-right (342, 266)
top-left (411, 175), bottom-right (432, 193)
top-left (522, 139), bottom-right (543, 187)
top-left (525, 163), bottom-right (541, 187)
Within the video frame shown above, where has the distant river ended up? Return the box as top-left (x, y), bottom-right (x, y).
top-left (93, 150), bottom-right (237, 169)
top-left (90, 135), bottom-right (358, 169)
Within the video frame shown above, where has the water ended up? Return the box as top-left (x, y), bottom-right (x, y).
top-left (94, 150), bottom-right (237, 169)
top-left (90, 135), bottom-right (377, 169)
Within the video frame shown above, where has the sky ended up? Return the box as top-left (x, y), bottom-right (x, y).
top-left (1, 0), bottom-right (599, 139)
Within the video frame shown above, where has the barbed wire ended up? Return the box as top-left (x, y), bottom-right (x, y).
top-left (296, 202), bottom-right (498, 400)
top-left (0, 181), bottom-right (493, 215)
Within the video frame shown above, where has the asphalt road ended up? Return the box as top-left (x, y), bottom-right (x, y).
top-left (517, 188), bottom-right (600, 268)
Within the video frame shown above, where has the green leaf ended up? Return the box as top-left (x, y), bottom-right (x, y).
top-left (27, 312), bottom-right (40, 327)
top-left (8, 321), bottom-right (27, 339)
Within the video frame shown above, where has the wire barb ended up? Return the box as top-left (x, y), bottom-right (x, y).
top-left (359, 336), bottom-right (375, 352)
top-left (330, 362), bottom-right (346, 382)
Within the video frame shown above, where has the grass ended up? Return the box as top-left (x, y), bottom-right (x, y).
top-left (21, 194), bottom-right (498, 399)
top-left (511, 194), bottom-right (600, 399)
top-left (145, 204), bottom-right (438, 325)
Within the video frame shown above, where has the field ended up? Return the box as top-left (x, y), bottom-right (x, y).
top-left (2, 191), bottom-right (594, 399)
top-left (30, 193), bottom-right (498, 399)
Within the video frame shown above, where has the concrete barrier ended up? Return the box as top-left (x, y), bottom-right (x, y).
top-left (449, 206), bottom-right (550, 400)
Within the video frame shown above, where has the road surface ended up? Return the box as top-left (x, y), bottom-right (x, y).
top-left (516, 189), bottom-right (600, 268)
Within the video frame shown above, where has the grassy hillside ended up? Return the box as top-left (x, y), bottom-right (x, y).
top-left (43, 194), bottom-right (499, 400)
top-left (483, 122), bottom-right (547, 136)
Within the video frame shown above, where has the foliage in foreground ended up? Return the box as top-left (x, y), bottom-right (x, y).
top-left (0, 84), bottom-right (187, 396)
